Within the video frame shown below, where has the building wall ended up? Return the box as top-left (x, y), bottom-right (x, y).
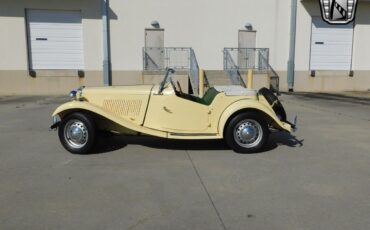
top-left (0, 0), bottom-right (105, 95)
top-left (108, 0), bottom-right (290, 70)
top-left (286, 0), bottom-right (370, 92)
top-left (0, 0), bottom-right (369, 95)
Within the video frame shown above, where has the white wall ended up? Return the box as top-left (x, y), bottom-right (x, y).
top-left (109, 0), bottom-right (292, 71)
top-left (1, 0), bottom-right (369, 73)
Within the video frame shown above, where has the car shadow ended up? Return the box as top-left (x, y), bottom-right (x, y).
top-left (90, 131), bottom-right (304, 155)
top-left (263, 131), bottom-right (304, 153)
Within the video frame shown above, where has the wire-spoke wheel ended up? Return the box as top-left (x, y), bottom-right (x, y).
top-left (58, 112), bottom-right (96, 154)
top-left (225, 112), bottom-right (268, 153)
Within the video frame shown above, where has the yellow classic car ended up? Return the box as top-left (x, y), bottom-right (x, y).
top-left (51, 69), bottom-right (296, 154)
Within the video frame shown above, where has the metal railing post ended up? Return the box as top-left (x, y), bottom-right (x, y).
top-left (247, 69), bottom-right (254, 89)
top-left (199, 69), bottom-right (204, 97)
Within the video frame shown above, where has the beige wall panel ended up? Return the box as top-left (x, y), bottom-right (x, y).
top-left (278, 71), bottom-right (370, 92)
top-left (352, 3), bottom-right (370, 70)
top-left (0, 71), bottom-right (82, 95)
top-left (0, 16), bottom-right (28, 70)
top-left (0, 71), bottom-right (146, 95)
top-left (113, 71), bottom-right (143, 86)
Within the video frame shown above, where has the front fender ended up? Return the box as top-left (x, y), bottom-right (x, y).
top-left (218, 100), bottom-right (292, 137)
top-left (52, 101), bottom-right (167, 138)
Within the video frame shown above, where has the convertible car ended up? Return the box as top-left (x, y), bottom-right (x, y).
top-left (51, 69), bottom-right (296, 154)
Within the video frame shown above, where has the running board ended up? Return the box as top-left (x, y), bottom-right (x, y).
top-left (168, 133), bottom-right (220, 140)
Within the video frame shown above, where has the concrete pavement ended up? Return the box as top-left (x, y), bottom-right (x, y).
top-left (0, 93), bottom-right (369, 230)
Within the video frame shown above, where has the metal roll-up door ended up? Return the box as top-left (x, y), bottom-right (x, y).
top-left (310, 17), bottom-right (353, 70)
top-left (26, 9), bottom-right (84, 70)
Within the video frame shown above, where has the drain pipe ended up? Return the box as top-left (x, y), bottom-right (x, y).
top-left (102, 0), bottom-right (112, 86)
top-left (287, 0), bottom-right (297, 92)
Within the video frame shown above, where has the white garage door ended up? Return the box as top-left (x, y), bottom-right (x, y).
top-left (310, 17), bottom-right (353, 70)
top-left (27, 10), bottom-right (84, 70)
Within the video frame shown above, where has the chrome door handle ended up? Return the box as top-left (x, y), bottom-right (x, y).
top-left (163, 106), bottom-right (172, 113)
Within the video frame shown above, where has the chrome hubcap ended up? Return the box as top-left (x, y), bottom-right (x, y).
top-left (64, 120), bottom-right (88, 148)
top-left (234, 119), bottom-right (263, 148)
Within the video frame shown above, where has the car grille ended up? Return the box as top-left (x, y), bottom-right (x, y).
top-left (102, 99), bottom-right (142, 118)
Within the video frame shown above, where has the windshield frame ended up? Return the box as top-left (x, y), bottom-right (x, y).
top-left (158, 68), bottom-right (176, 94)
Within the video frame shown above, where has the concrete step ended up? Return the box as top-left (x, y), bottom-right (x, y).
top-left (205, 70), bottom-right (271, 90)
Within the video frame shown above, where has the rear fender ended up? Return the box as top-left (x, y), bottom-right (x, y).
top-left (218, 100), bottom-right (292, 137)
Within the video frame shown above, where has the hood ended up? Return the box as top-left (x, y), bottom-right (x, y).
top-left (82, 85), bottom-right (154, 97)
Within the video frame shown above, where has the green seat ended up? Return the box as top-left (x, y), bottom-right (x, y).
top-left (177, 87), bottom-right (219, 106)
top-left (194, 88), bottom-right (219, 106)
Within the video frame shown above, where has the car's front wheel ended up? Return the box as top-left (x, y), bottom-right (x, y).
top-left (225, 112), bottom-right (269, 153)
top-left (58, 112), bottom-right (96, 154)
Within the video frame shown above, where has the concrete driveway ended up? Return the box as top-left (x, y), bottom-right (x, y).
top-left (0, 93), bottom-right (369, 230)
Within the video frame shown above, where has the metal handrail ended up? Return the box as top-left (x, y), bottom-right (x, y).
top-left (257, 50), bottom-right (280, 95)
top-left (189, 48), bottom-right (199, 95)
top-left (223, 49), bottom-right (246, 87)
top-left (143, 47), bottom-right (207, 96)
top-left (223, 48), bottom-right (280, 94)
top-left (224, 48), bottom-right (270, 71)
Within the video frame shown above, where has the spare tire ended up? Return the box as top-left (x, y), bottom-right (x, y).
top-left (258, 87), bottom-right (278, 105)
top-left (273, 101), bottom-right (287, 122)
top-left (258, 87), bottom-right (287, 122)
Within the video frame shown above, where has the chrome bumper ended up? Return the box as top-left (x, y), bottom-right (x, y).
top-left (287, 115), bottom-right (298, 132)
top-left (49, 115), bottom-right (61, 130)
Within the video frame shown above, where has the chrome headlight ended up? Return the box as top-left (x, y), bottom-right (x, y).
top-left (69, 86), bottom-right (85, 100)
top-left (52, 115), bottom-right (61, 124)
top-left (69, 90), bottom-right (77, 99)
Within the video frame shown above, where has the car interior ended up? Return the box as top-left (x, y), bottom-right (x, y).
top-left (170, 77), bottom-right (220, 106)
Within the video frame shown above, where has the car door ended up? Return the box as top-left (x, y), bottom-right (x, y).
top-left (144, 88), bottom-right (210, 133)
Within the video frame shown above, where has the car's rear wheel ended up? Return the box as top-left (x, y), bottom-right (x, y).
top-left (225, 112), bottom-right (269, 153)
top-left (58, 112), bottom-right (96, 154)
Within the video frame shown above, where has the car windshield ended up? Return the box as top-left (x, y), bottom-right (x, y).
top-left (158, 68), bottom-right (176, 94)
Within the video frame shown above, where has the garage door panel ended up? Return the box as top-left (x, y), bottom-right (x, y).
top-left (31, 48), bottom-right (84, 53)
top-left (311, 47), bottom-right (353, 53)
top-left (30, 29), bottom-right (82, 37)
top-left (31, 38), bottom-right (84, 44)
top-left (27, 9), bottom-right (84, 70)
top-left (312, 34), bottom-right (353, 39)
top-left (312, 29), bottom-right (353, 33)
top-left (312, 56), bottom-right (352, 62)
top-left (311, 51), bottom-right (352, 56)
top-left (27, 10), bottom-right (81, 23)
top-left (32, 53), bottom-right (83, 59)
top-left (310, 17), bottom-right (353, 70)
top-left (312, 36), bottom-right (353, 43)
top-left (32, 64), bottom-right (83, 69)
top-left (29, 22), bottom-right (82, 27)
